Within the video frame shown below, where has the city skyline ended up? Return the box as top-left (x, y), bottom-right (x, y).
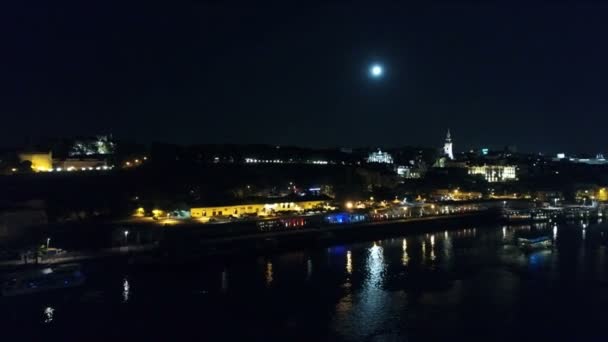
top-left (4, 129), bottom-right (606, 157)
top-left (3, 3), bottom-right (608, 340)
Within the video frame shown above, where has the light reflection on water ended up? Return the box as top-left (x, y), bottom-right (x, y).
top-left (346, 250), bottom-right (353, 274)
top-left (430, 235), bottom-right (436, 262)
top-left (306, 258), bottom-right (313, 280)
top-left (265, 260), bottom-right (273, 286)
top-left (401, 239), bottom-right (408, 266)
top-left (443, 231), bottom-right (451, 259)
top-left (421, 240), bottom-right (426, 262)
top-left (43, 306), bottom-right (54, 324)
top-left (553, 224), bottom-right (558, 240)
top-left (9, 219), bottom-right (608, 341)
top-left (334, 241), bottom-right (392, 340)
top-left (583, 227), bottom-right (586, 240)
top-left (366, 243), bottom-right (385, 289)
top-left (122, 278), bottom-right (130, 303)
top-left (221, 270), bottom-right (228, 292)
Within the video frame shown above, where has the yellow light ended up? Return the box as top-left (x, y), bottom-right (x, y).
top-left (134, 207), bottom-right (145, 217)
top-left (152, 209), bottom-right (164, 217)
top-left (345, 201), bottom-right (354, 209)
top-left (346, 250), bottom-right (352, 274)
top-left (11, 168), bottom-right (17, 172)
top-left (598, 188), bottom-right (608, 201)
top-left (125, 161), bottom-right (131, 166)
top-left (135, 159), bottom-right (140, 163)
top-left (17, 152), bottom-right (52, 172)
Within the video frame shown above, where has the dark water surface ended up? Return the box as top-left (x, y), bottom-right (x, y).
top-left (3, 220), bottom-right (608, 341)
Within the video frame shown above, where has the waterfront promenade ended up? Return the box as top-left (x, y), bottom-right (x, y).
top-left (0, 210), bottom-right (499, 270)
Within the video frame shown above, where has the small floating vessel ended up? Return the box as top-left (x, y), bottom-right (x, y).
top-left (517, 236), bottom-right (552, 252)
top-left (2, 263), bottom-right (85, 296)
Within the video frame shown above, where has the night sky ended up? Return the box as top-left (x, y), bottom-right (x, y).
top-left (2, 2), bottom-right (608, 153)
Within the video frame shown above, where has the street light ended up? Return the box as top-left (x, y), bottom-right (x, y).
top-left (46, 237), bottom-right (51, 250)
top-left (124, 230), bottom-right (129, 245)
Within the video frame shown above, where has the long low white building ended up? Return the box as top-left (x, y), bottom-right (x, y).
top-left (468, 164), bottom-right (517, 182)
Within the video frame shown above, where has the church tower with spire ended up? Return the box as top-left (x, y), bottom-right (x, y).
top-left (443, 129), bottom-right (454, 160)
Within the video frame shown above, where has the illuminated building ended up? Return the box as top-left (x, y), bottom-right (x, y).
top-left (396, 165), bottom-right (411, 177)
top-left (17, 151), bottom-right (53, 172)
top-left (599, 188), bottom-right (608, 202)
top-left (190, 198), bottom-right (327, 218)
top-left (443, 129), bottom-right (454, 160)
top-left (367, 149), bottom-right (393, 164)
top-left (69, 135), bottom-right (115, 156)
top-left (468, 164), bottom-right (517, 182)
top-left (575, 188), bottom-right (608, 202)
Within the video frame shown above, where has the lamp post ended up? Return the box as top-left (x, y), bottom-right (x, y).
top-left (46, 237), bottom-right (51, 250)
top-left (124, 230), bottom-right (129, 246)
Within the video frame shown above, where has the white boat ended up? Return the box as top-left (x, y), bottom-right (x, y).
top-left (2, 263), bottom-right (85, 296)
top-left (517, 236), bottom-right (552, 252)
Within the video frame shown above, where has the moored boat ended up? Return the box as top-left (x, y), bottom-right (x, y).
top-left (517, 236), bottom-right (552, 252)
top-left (2, 263), bottom-right (85, 296)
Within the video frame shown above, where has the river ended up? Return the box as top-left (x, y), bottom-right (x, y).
top-left (2, 219), bottom-right (608, 341)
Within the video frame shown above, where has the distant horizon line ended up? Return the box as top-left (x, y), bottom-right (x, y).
top-left (1, 139), bottom-right (605, 157)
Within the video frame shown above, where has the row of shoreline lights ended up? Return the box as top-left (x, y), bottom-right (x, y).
top-left (10, 166), bottom-right (112, 173)
top-left (244, 158), bottom-right (328, 165)
top-left (45, 165), bottom-right (114, 172)
top-left (124, 156), bottom-right (147, 167)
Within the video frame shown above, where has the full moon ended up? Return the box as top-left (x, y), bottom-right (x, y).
top-left (370, 64), bottom-right (383, 77)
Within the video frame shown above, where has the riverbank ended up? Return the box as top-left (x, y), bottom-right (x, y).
top-left (3, 218), bottom-right (605, 341)
top-left (0, 210), bottom-right (501, 271)
top-left (155, 209), bottom-right (500, 262)
top-left (0, 244), bottom-right (157, 271)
